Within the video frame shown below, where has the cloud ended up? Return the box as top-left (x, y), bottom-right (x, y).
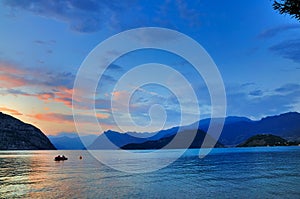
top-left (0, 61), bottom-right (25, 74)
top-left (41, 71), bottom-right (75, 89)
top-left (130, 27), bottom-right (182, 44)
top-left (227, 83), bottom-right (300, 118)
top-left (269, 38), bottom-right (300, 63)
top-left (258, 24), bottom-right (300, 39)
top-left (0, 60), bottom-right (77, 108)
top-left (106, 64), bottom-right (123, 71)
top-left (2, 0), bottom-right (203, 33)
top-left (3, 89), bottom-right (32, 96)
top-left (2, 0), bottom-right (135, 32)
top-left (28, 111), bottom-right (110, 125)
top-left (37, 92), bottom-right (55, 100)
top-left (96, 113), bottom-right (110, 119)
top-left (0, 61), bottom-right (36, 88)
top-left (0, 61), bottom-right (28, 88)
top-left (28, 113), bottom-right (74, 123)
top-left (241, 82), bottom-right (255, 88)
top-left (52, 87), bottom-right (73, 107)
top-left (0, 107), bottom-right (23, 116)
top-left (249, 90), bottom-right (263, 97)
top-left (274, 83), bottom-right (300, 93)
top-left (2, 87), bottom-right (73, 108)
top-left (34, 39), bottom-right (56, 46)
top-left (0, 74), bottom-right (26, 88)
top-left (175, 0), bottom-right (201, 27)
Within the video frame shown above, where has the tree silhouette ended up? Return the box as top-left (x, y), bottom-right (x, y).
top-left (273, 0), bottom-right (300, 21)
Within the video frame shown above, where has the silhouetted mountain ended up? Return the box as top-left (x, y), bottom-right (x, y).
top-left (196, 116), bottom-right (252, 132)
top-left (88, 127), bottom-right (186, 149)
top-left (89, 130), bottom-right (152, 149)
top-left (214, 112), bottom-right (300, 146)
top-left (88, 117), bottom-right (247, 149)
top-left (122, 129), bottom-right (224, 150)
top-left (237, 134), bottom-right (291, 147)
top-left (89, 112), bottom-right (300, 149)
top-left (48, 133), bottom-right (97, 150)
top-left (0, 112), bottom-right (56, 150)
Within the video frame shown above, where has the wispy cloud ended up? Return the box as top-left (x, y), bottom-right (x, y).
top-left (28, 113), bottom-right (74, 123)
top-left (274, 83), bottom-right (300, 93)
top-left (34, 39), bottom-right (56, 45)
top-left (0, 61), bottom-right (26, 74)
top-left (2, 0), bottom-right (136, 32)
top-left (0, 60), bottom-right (76, 108)
top-left (269, 38), bottom-right (300, 63)
top-left (0, 74), bottom-right (26, 88)
top-left (0, 107), bottom-right (23, 116)
top-left (227, 83), bottom-right (300, 118)
top-left (2, 0), bottom-right (203, 33)
top-left (258, 24), bottom-right (300, 39)
top-left (175, 0), bottom-right (201, 27)
top-left (249, 89), bottom-right (263, 97)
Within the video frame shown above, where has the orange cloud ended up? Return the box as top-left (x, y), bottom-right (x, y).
top-left (0, 74), bottom-right (26, 88)
top-left (52, 87), bottom-right (73, 107)
top-left (0, 62), bottom-right (25, 75)
top-left (96, 113), bottom-right (110, 119)
top-left (0, 107), bottom-right (23, 116)
top-left (34, 87), bottom-right (73, 108)
top-left (37, 93), bottom-right (55, 100)
top-left (28, 113), bottom-right (73, 123)
top-left (111, 90), bottom-right (129, 100)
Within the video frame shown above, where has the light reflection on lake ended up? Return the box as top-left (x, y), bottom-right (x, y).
top-left (1, 147), bottom-right (300, 198)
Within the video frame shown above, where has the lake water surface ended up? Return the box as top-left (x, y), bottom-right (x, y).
top-left (1, 147), bottom-right (300, 198)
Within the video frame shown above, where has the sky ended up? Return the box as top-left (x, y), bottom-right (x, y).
top-left (0, 0), bottom-right (300, 135)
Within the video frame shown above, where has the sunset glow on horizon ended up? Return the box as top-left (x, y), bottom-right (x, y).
top-left (1, 0), bottom-right (299, 136)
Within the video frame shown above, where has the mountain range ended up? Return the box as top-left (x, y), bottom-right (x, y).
top-left (48, 112), bottom-right (300, 150)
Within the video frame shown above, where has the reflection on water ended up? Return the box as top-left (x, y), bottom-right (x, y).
top-left (1, 147), bottom-right (300, 198)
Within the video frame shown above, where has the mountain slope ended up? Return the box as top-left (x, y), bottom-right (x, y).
top-left (0, 112), bottom-right (56, 150)
top-left (122, 129), bottom-right (224, 149)
top-left (237, 134), bottom-right (289, 147)
top-left (88, 127), bottom-right (183, 149)
top-left (88, 130), bottom-right (152, 149)
top-left (215, 112), bottom-right (300, 146)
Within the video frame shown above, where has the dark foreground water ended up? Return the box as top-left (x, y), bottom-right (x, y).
top-left (0, 147), bottom-right (300, 198)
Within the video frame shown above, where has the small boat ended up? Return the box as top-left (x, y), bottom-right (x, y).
top-left (54, 155), bottom-right (68, 161)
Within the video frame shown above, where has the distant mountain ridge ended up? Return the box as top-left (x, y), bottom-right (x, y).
top-left (48, 133), bottom-right (97, 150)
top-left (0, 112), bottom-right (56, 150)
top-left (49, 112), bottom-right (300, 150)
top-left (122, 129), bottom-right (224, 150)
top-left (215, 112), bottom-right (300, 146)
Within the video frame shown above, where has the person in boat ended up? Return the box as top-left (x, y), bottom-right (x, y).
top-left (55, 155), bottom-right (67, 161)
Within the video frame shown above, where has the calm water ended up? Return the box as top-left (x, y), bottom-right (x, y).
top-left (1, 147), bottom-right (300, 198)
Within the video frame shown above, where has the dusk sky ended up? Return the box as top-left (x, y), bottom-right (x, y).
top-left (0, 0), bottom-right (300, 135)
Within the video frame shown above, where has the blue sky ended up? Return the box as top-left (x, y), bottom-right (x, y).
top-left (0, 0), bottom-right (299, 135)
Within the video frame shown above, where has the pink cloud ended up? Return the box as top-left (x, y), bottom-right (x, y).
top-left (37, 92), bottom-right (55, 100)
top-left (0, 62), bottom-right (25, 75)
top-left (96, 113), bottom-right (110, 119)
top-left (0, 107), bottom-right (23, 116)
top-left (0, 74), bottom-right (26, 88)
top-left (27, 113), bottom-right (73, 123)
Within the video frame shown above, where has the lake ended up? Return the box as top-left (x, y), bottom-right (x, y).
top-left (1, 147), bottom-right (300, 198)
